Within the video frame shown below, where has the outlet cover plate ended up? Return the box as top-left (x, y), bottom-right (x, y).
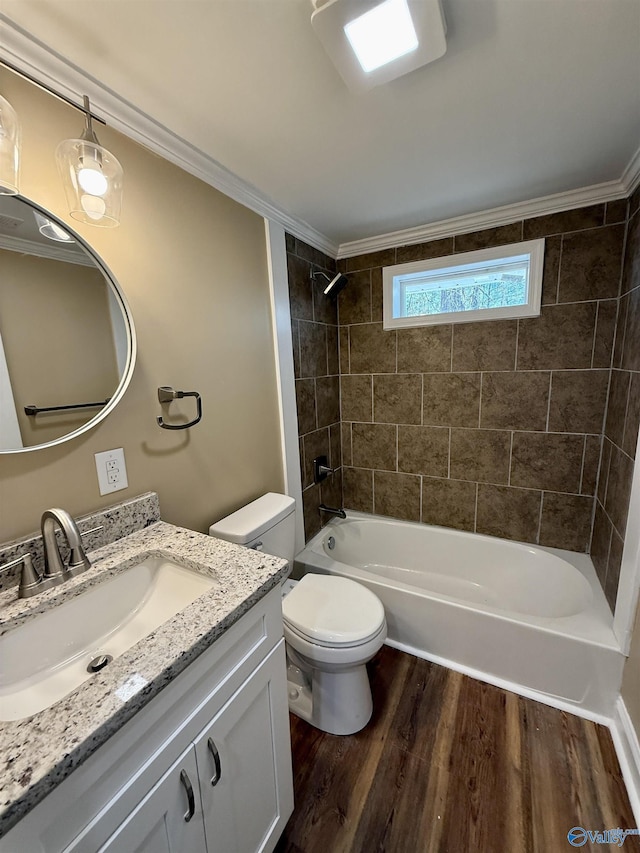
top-left (95, 447), bottom-right (128, 495)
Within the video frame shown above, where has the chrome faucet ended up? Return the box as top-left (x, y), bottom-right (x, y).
top-left (41, 508), bottom-right (91, 588)
top-left (319, 504), bottom-right (347, 520)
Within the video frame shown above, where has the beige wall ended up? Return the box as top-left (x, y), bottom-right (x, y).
top-left (0, 249), bottom-right (119, 447)
top-left (0, 68), bottom-right (284, 541)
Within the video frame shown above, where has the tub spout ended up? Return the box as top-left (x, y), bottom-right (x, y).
top-left (319, 504), bottom-right (346, 520)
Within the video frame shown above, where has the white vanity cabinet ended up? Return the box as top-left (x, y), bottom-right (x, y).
top-left (1, 586), bottom-right (293, 853)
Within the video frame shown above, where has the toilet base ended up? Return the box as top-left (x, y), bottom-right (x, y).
top-left (286, 660), bottom-right (373, 736)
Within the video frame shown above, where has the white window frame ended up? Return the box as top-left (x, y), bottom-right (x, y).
top-left (382, 239), bottom-right (545, 330)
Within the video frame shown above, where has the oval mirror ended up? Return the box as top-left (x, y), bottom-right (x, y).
top-left (0, 195), bottom-right (136, 454)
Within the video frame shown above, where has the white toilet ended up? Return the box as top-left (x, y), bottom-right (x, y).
top-left (209, 493), bottom-right (387, 735)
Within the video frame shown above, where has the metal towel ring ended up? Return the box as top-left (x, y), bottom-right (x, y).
top-left (156, 386), bottom-right (202, 430)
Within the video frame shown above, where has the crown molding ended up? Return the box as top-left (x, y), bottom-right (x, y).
top-left (336, 177), bottom-right (633, 259)
top-left (0, 233), bottom-right (93, 266)
top-left (622, 142), bottom-right (640, 195)
top-left (0, 16), bottom-right (338, 258)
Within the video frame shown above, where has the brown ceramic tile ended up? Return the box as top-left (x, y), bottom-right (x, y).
top-left (316, 375), bottom-right (340, 428)
top-left (623, 372), bottom-right (640, 459)
top-left (592, 299), bottom-right (618, 369)
top-left (421, 477), bottom-right (476, 532)
top-left (630, 186), bottom-right (640, 219)
top-left (621, 285), bottom-right (640, 372)
top-left (341, 421), bottom-right (352, 466)
top-left (548, 370), bottom-right (609, 434)
top-left (604, 369), bottom-right (631, 447)
top-left (396, 237), bottom-right (454, 264)
top-left (511, 432), bottom-right (584, 493)
top-left (476, 484), bottom-right (542, 543)
top-left (320, 466), bottom-right (343, 511)
top-left (350, 323), bottom-right (397, 374)
top-left (398, 425), bottom-right (449, 477)
top-left (296, 240), bottom-right (336, 272)
top-left (454, 223), bottom-right (522, 253)
top-left (522, 205), bottom-right (604, 239)
top-left (291, 320), bottom-right (301, 379)
top-left (343, 467), bottom-right (373, 513)
top-left (302, 428), bottom-right (331, 489)
top-left (423, 373), bottom-right (481, 428)
top-left (558, 225), bottom-right (624, 303)
top-left (373, 470), bottom-right (421, 522)
top-left (338, 269), bottom-right (371, 325)
top-left (287, 253), bottom-right (313, 321)
top-left (517, 303), bottom-right (597, 370)
top-left (605, 444), bottom-right (635, 537)
top-left (452, 320), bottom-right (517, 371)
top-left (481, 372), bottom-right (550, 431)
top-left (581, 435), bottom-right (601, 496)
top-left (598, 438), bottom-right (612, 505)
top-left (450, 429), bottom-right (510, 484)
top-left (341, 374), bottom-right (373, 422)
top-left (330, 423), bottom-right (342, 471)
top-left (371, 267), bottom-right (383, 322)
top-left (299, 321), bottom-right (327, 377)
top-left (613, 292), bottom-right (628, 369)
top-left (605, 199), bottom-right (628, 225)
top-left (302, 484), bottom-right (322, 542)
top-left (344, 248), bottom-right (396, 272)
top-left (312, 273), bottom-right (338, 325)
top-left (591, 503), bottom-right (612, 591)
top-left (622, 210), bottom-right (640, 296)
top-left (605, 531), bottom-right (624, 612)
top-left (541, 236), bottom-right (561, 305)
top-left (285, 232), bottom-right (296, 254)
top-left (539, 492), bottom-right (593, 552)
top-left (339, 326), bottom-right (349, 374)
top-left (295, 378), bottom-right (316, 436)
top-left (397, 325), bottom-right (452, 373)
top-left (352, 422), bottom-right (397, 471)
top-left (374, 374), bottom-right (422, 424)
top-left (327, 326), bottom-right (339, 376)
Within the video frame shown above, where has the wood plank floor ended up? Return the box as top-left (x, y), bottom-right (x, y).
top-left (275, 646), bottom-right (639, 853)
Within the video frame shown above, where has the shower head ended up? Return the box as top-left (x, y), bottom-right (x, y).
top-left (311, 270), bottom-right (348, 298)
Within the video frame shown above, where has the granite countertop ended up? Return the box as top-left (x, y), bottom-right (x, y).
top-left (0, 521), bottom-right (289, 837)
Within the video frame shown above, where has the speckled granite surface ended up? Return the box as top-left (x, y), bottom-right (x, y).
top-left (0, 519), bottom-right (288, 837)
top-left (0, 492), bottom-right (160, 592)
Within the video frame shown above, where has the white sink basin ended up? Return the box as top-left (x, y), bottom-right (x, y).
top-left (0, 556), bottom-right (216, 721)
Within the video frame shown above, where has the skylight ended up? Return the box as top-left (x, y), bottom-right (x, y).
top-left (343, 0), bottom-right (419, 73)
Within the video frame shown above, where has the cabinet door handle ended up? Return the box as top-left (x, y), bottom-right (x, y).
top-left (207, 737), bottom-right (222, 786)
top-left (180, 769), bottom-right (196, 822)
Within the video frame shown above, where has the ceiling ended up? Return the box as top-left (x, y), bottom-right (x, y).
top-left (2, 0), bottom-right (640, 249)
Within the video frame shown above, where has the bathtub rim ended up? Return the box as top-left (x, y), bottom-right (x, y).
top-left (295, 510), bottom-right (620, 653)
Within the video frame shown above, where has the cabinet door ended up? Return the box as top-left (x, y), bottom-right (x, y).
top-left (98, 745), bottom-right (207, 853)
top-left (195, 640), bottom-right (293, 853)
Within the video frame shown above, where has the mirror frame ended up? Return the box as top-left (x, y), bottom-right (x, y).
top-left (0, 196), bottom-right (137, 454)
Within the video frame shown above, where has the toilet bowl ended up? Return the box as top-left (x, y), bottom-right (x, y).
top-left (209, 493), bottom-right (386, 735)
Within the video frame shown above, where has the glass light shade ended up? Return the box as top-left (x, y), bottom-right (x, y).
top-left (33, 211), bottom-right (75, 243)
top-left (0, 94), bottom-right (21, 195)
top-left (55, 139), bottom-right (123, 227)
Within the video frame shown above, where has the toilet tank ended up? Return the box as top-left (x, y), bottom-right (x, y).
top-left (209, 493), bottom-right (296, 565)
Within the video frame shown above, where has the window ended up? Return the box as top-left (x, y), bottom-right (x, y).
top-left (382, 239), bottom-right (545, 329)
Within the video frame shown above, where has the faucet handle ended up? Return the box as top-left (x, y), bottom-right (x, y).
top-left (66, 543), bottom-right (91, 578)
top-left (0, 554), bottom-right (43, 599)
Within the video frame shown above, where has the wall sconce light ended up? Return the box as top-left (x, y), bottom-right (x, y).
top-left (56, 96), bottom-right (123, 227)
top-left (34, 211), bottom-right (75, 243)
top-left (0, 93), bottom-right (21, 195)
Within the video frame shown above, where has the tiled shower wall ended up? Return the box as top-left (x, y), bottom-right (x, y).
top-left (337, 203), bottom-right (628, 561)
top-left (286, 234), bottom-right (342, 542)
top-left (592, 188), bottom-right (640, 608)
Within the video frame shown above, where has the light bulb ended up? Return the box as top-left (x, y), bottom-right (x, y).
top-left (78, 165), bottom-right (108, 196)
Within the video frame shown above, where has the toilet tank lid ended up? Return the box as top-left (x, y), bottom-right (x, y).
top-left (209, 492), bottom-right (295, 544)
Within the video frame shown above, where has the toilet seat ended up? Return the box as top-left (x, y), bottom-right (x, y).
top-left (282, 574), bottom-right (385, 648)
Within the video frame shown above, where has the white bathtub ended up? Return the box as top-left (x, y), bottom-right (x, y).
top-left (294, 512), bottom-right (624, 719)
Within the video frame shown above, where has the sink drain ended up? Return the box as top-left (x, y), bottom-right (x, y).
top-left (87, 654), bottom-right (113, 673)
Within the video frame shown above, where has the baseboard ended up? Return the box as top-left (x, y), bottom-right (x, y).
top-left (610, 697), bottom-right (640, 828)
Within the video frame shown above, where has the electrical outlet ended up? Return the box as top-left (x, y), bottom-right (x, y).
top-left (95, 448), bottom-right (128, 496)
